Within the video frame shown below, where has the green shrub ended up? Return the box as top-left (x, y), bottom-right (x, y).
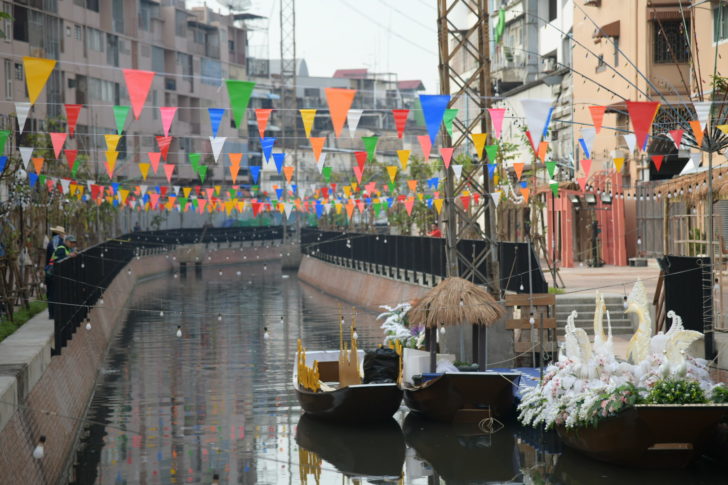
top-left (711, 385), bottom-right (728, 403)
top-left (646, 379), bottom-right (706, 405)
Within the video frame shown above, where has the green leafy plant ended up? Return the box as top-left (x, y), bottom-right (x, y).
top-left (711, 385), bottom-right (728, 404)
top-left (645, 379), bottom-right (707, 405)
top-left (581, 383), bottom-right (644, 428)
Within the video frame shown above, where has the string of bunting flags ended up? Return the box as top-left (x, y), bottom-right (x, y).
top-left (2, 57), bottom-right (727, 221)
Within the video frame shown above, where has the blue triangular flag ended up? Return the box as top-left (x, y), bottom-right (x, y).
top-left (487, 163), bottom-right (496, 178)
top-left (113, 199), bottom-right (119, 207)
top-left (419, 94), bottom-right (450, 144)
top-left (578, 138), bottom-right (590, 159)
top-left (249, 165), bottom-right (261, 184)
top-left (29, 172), bottom-right (38, 188)
top-left (208, 108), bottom-right (225, 137)
top-left (291, 184), bottom-right (297, 194)
top-left (275, 188), bottom-right (283, 199)
top-left (261, 137), bottom-right (276, 162)
top-left (427, 176), bottom-right (439, 189)
top-left (316, 202), bottom-right (324, 218)
top-left (386, 197), bottom-right (393, 207)
top-left (111, 182), bottom-right (120, 194)
top-left (143, 194), bottom-right (150, 204)
top-left (272, 152), bottom-right (285, 174)
top-left (426, 198), bottom-right (433, 208)
top-left (0, 156), bottom-right (6, 172)
top-left (542, 108), bottom-right (554, 138)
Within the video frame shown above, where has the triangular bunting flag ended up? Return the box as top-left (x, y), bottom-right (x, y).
top-left (354, 151), bottom-right (367, 172)
top-left (250, 165), bottom-right (261, 184)
top-left (520, 99), bottom-right (552, 146)
top-left (23, 57), bottom-right (56, 105)
top-left (160, 107), bottom-right (177, 137)
top-left (299, 109), bottom-right (316, 138)
top-left (417, 135), bottom-right (432, 160)
top-left (651, 155), bottom-right (664, 171)
top-left (441, 147), bottom-right (454, 169)
top-left (105, 134), bottom-right (122, 152)
top-left (581, 159), bottom-right (592, 177)
top-left (50, 133), bottom-right (67, 159)
top-left (392, 109), bottom-right (409, 138)
top-left (261, 137), bottom-right (276, 162)
top-left (488, 108), bottom-right (506, 139)
top-left (272, 152), bottom-right (285, 174)
top-left (64, 149), bottom-right (77, 171)
top-left (537, 141), bottom-right (549, 162)
top-left (443, 108), bottom-right (458, 136)
top-left (16, 102), bottom-right (31, 134)
top-left (689, 120), bottom-right (704, 147)
top-left (310, 137), bottom-right (325, 162)
top-left (225, 80), bottom-right (256, 127)
top-left (485, 144), bottom-right (498, 162)
top-left (347, 109), bottom-right (363, 138)
top-left (419, 94), bottom-right (450, 143)
top-left (669, 129), bottom-right (684, 149)
top-left (148, 152), bottom-right (161, 173)
top-left (283, 165), bottom-right (294, 183)
top-left (31, 157), bottom-right (44, 174)
top-left (19, 146), bottom-right (33, 169)
top-left (623, 133), bottom-right (636, 154)
top-left (386, 166), bottom-right (398, 182)
top-left (209, 108), bottom-right (225, 137)
top-left (513, 162), bottom-right (525, 180)
top-left (325, 88), bottom-right (357, 137)
top-left (588, 106), bottom-right (606, 134)
top-left (397, 149), bottom-right (410, 170)
top-left (452, 164), bottom-right (463, 179)
top-left (64, 104), bottom-right (82, 137)
top-left (613, 157), bottom-right (625, 172)
top-left (362, 136), bottom-right (378, 161)
top-left (122, 69), bottom-right (155, 119)
top-left (472, 133), bottom-right (487, 160)
top-left (693, 101), bottom-right (712, 129)
top-left (209, 136), bottom-right (226, 163)
top-left (520, 187), bottom-right (530, 204)
top-left (626, 101), bottom-right (660, 152)
top-left (113, 105), bottom-right (130, 135)
top-left (353, 165), bottom-right (363, 184)
top-left (545, 161), bottom-right (556, 179)
top-left (139, 163), bottom-right (150, 180)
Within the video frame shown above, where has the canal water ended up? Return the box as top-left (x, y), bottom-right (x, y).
top-left (70, 261), bottom-right (726, 484)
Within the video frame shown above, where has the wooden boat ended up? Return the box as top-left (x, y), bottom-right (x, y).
top-left (403, 371), bottom-right (521, 423)
top-left (402, 413), bottom-right (520, 483)
top-left (295, 414), bottom-right (405, 481)
top-left (293, 323), bottom-right (403, 423)
top-left (556, 404), bottom-right (728, 468)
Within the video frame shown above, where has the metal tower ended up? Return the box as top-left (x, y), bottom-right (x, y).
top-left (279, 0), bottom-right (298, 241)
top-left (437, 0), bottom-right (499, 291)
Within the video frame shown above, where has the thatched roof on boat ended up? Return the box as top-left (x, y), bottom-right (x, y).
top-left (407, 277), bottom-right (505, 328)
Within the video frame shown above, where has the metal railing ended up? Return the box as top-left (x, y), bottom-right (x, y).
top-left (50, 226), bottom-right (283, 354)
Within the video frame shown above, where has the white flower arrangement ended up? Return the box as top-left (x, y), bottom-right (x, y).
top-left (378, 302), bottom-right (426, 349)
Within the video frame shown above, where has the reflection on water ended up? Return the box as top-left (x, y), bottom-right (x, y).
top-left (70, 263), bottom-right (727, 484)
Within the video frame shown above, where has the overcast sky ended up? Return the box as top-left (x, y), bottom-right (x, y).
top-left (240, 0), bottom-right (440, 92)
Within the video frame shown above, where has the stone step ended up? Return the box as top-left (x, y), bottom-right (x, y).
top-left (556, 327), bottom-right (634, 336)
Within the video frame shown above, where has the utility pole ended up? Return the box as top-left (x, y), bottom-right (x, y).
top-left (437, 0), bottom-right (499, 292)
top-left (279, 0), bottom-right (297, 243)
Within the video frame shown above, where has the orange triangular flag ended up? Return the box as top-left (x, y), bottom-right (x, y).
top-left (255, 109), bottom-right (272, 138)
top-left (283, 165), bottom-right (294, 183)
top-left (513, 162), bottom-right (525, 181)
top-left (229, 163), bottom-right (240, 183)
top-left (310, 137), bottom-right (325, 162)
top-left (32, 157), bottom-right (44, 174)
top-left (689, 120), bottom-right (704, 147)
top-left (325, 88), bottom-right (356, 137)
top-left (537, 141), bottom-right (548, 162)
top-left (520, 187), bottom-right (530, 204)
top-left (588, 106), bottom-right (606, 134)
top-left (407, 180), bottom-right (417, 192)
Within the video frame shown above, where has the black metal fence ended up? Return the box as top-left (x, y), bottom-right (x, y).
top-left (50, 226), bottom-right (283, 354)
top-left (301, 228), bottom-right (490, 287)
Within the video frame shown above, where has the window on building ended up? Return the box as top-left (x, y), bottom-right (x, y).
top-left (653, 20), bottom-right (689, 63)
top-left (151, 46), bottom-right (165, 73)
top-left (139, 0), bottom-right (158, 32)
top-left (613, 36), bottom-right (619, 66)
top-left (112, 0), bottom-right (124, 34)
top-left (193, 28), bottom-right (205, 45)
top-left (86, 27), bottom-right (104, 52)
top-left (548, 0), bottom-right (557, 21)
top-left (715, 4), bottom-right (728, 42)
top-left (13, 5), bottom-right (28, 42)
top-left (201, 58), bottom-right (222, 86)
top-left (4, 59), bottom-right (11, 100)
top-left (175, 10), bottom-right (187, 37)
top-left (229, 40), bottom-right (235, 53)
top-left (88, 77), bottom-right (116, 103)
top-left (2, 2), bottom-right (12, 40)
top-left (75, 24), bottom-right (82, 41)
top-left (14, 63), bottom-right (22, 80)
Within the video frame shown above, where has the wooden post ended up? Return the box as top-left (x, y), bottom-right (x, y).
top-left (429, 326), bottom-right (437, 374)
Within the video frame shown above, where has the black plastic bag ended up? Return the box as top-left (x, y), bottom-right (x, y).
top-left (363, 348), bottom-right (399, 384)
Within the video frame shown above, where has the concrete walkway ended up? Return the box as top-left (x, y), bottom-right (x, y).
top-left (548, 261), bottom-right (661, 297)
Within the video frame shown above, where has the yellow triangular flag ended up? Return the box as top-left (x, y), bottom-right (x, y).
top-left (386, 165), bottom-right (398, 182)
top-left (214, 185), bottom-right (222, 196)
top-left (397, 149), bottom-right (410, 170)
top-left (138, 162), bottom-right (150, 180)
top-left (183, 187), bottom-right (192, 198)
top-left (343, 186), bottom-right (351, 197)
top-left (471, 133), bottom-right (487, 160)
top-left (613, 157), bottom-right (625, 172)
top-left (225, 200), bottom-right (234, 215)
top-left (433, 198), bottom-right (443, 214)
top-left (23, 57), bottom-right (56, 105)
top-left (105, 150), bottom-right (119, 164)
top-left (335, 202), bottom-right (343, 215)
top-left (299, 109), bottom-right (316, 138)
top-left (119, 189), bottom-right (130, 204)
top-left (718, 125), bottom-right (728, 135)
top-left (104, 134), bottom-right (122, 152)
top-left (351, 182), bottom-right (358, 192)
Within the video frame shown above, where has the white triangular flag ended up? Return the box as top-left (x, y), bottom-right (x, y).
top-left (19, 146), bottom-right (33, 169)
top-left (59, 178), bottom-right (70, 194)
top-left (623, 133), bottom-right (636, 154)
top-left (693, 101), bottom-right (712, 129)
top-left (15, 102), bottom-right (31, 134)
top-left (452, 164), bottom-right (463, 179)
top-left (87, 180), bottom-right (95, 191)
top-left (324, 203), bottom-right (332, 213)
top-left (347, 109), bottom-right (363, 138)
top-left (520, 99), bottom-right (552, 144)
top-left (284, 202), bottom-right (293, 218)
top-left (316, 153), bottom-right (327, 174)
top-left (140, 184), bottom-right (148, 195)
top-left (490, 191), bottom-right (501, 208)
top-left (580, 127), bottom-right (596, 157)
top-left (680, 158), bottom-right (696, 175)
top-left (209, 136), bottom-right (226, 163)
top-left (173, 185), bottom-right (180, 195)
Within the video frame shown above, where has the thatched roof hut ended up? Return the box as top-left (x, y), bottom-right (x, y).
top-left (407, 277), bottom-right (505, 328)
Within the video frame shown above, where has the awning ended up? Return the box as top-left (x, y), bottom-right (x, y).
top-left (593, 20), bottom-right (620, 39)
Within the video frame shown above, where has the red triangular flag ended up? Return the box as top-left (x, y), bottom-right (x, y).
top-left (441, 147), bottom-right (454, 169)
top-left (64, 104), bottom-right (82, 137)
top-left (577, 176), bottom-right (588, 192)
top-left (354, 151), bottom-right (367, 172)
top-left (651, 155), bottom-right (664, 171)
top-left (64, 149), bottom-right (77, 171)
top-left (588, 105), bottom-right (606, 134)
top-left (156, 136), bottom-right (173, 161)
top-left (159, 107), bottom-right (177, 137)
top-left (669, 129), bottom-right (684, 149)
top-left (417, 135), bottom-right (432, 160)
top-left (252, 201), bottom-right (263, 217)
top-left (255, 109), bottom-right (272, 138)
top-left (525, 131), bottom-right (536, 153)
top-left (461, 194), bottom-right (471, 211)
top-left (626, 101), bottom-right (660, 151)
top-left (123, 69), bottom-right (156, 120)
top-left (50, 133), bottom-right (67, 159)
top-left (580, 159), bottom-right (592, 177)
top-left (163, 163), bottom-right (175, 183)
top-left (392, 109), bottom-right (409, 139)
top-left (148, 152), bottom-right (161, 173)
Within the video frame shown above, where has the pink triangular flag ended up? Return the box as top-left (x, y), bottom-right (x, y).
top-left (404, 197), bottom-right (414, 216)
top-left (669, 129), bottom-right (684, 150)
top-left (50, 132), bottom-right (67, 159)
top-left (122, 69), bottom-right (156, 120)
top-left (353, 165), bottom-right (363, 184)
top-left (577, 177), bottom-right (588, 192)
top-left (440, 147), bottom-right (454, 169)
top-left (417, 135), bottom-right (432, 160)
top-left (148, 152), bottom-right (161, 174)
top-left (159, 107), bottom-right (177, 137)
top-left (580, 159), bottom-right (592, 177)
top-left (488, 108), bottom-right (506, 139)
top-left (163, 163), bottom-right (175, 183)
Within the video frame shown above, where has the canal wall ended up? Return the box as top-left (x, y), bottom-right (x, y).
top-left (0, 242), bottom-right (282, 484)
top-left (297, 256), bottom-right (514, 366)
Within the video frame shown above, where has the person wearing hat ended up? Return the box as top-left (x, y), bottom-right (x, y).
top-left (45, 226), bottom-right (65, 267)
top-left (46, 234), bottom-right (77, 319)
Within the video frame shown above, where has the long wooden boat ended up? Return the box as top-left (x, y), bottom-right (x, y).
top-left (293, 340), bottom-right (403, 424)
top-left (295, 414), bottom-right (405, 480)
top-left (403, 371), bottom-right (521, 423)
top-left (556, 404), bottom-right (728, 468)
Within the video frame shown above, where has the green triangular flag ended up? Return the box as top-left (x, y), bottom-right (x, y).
top-left (485, 144), bottom-right (498, 162)
top-left (443, 109), bottom-right (458, 136)
top-left (229, 188), bottom-right (236, 198)
top-left (71, 160), bottom-right (81, 178)
top-left (388, 181), bottom-right (397, 192)
top-left (362, 136), bottom-right (379, 162)
top-left (191, 198), bottom-right (199, 209)
top-left (177, 196), bottom-right (187, 210)
top-left (198, 165), bottom-right (207, 184)
top-left (189, 153), bottom-right (201, 172)
top-left (550, 182), bottom-right (559, 197)
top-left (0, 130), bottom-right (10, 154)
top-left (413, 97), bottom-right (425, 126)
top-left (545, 161), bottom-right (557, 179)
top-left (225, 80), bottom-right (256, 128)
top-left (322, 166), bottom-right (332, 183)
top-left (112, 106), bottom-right (130, 135)
top-left (373, 202), bottom-right (381, 217)
top-left (39, 174), bottom-right (46, 185)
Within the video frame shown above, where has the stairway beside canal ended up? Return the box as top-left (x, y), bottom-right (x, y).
top-left (555, 294), bottom-right (634, 337)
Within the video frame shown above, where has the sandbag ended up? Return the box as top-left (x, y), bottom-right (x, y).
top-left (363, 348), bottom-right (399, 384)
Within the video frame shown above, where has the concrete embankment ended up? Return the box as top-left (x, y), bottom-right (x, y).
top-left (297, 256), bottom-right (514, 366)
top-left (0, 242), bottom-right (281, 484)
